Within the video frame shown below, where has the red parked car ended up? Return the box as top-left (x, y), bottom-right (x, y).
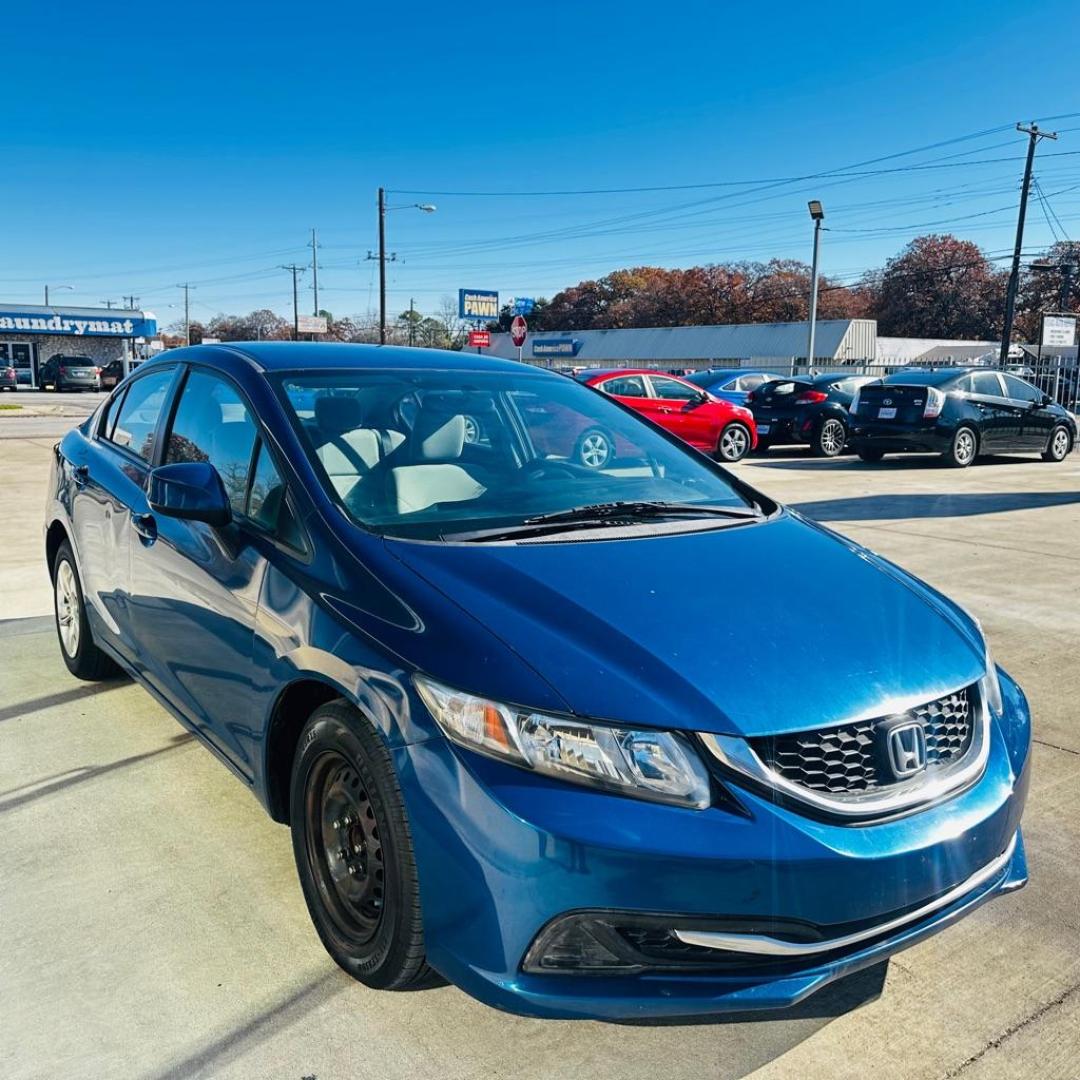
top-left (575, 368), bottom-right (758, 463)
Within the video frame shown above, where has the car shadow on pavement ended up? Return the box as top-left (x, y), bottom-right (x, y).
top-left (749, 453), bottom-right (1062, 471)
top-left (0, 678), bottom-right (127, 725)
top-left (791, 490), bottom-right (1080, 522)
top-left (0, 731), bottom-right (195, 813)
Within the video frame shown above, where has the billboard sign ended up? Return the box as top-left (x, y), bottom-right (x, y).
top-left (468, 329), bottom-right (491, 348)
top-left (459, 289), bottom-right (499, 321)
top-left (297, 315), bottom-right (328, 334)
top-left (532, 338), bottom-right (581, 357)
top-left (1041, 314), bottom-right (1077, 348)
top-left (0, 308), bottom-right (158, 338)
top-left (511, 297), bottom-right (535, 316)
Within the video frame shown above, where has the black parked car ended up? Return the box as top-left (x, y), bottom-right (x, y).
top-left (39, 354), bottom-right (101, 391)
top-left (849, 368), bottom-right (1076, 467)
top-left (746, 372), bottom-right (876, 456)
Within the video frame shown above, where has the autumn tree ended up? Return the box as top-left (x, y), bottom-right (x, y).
top-left (870, 235), bottom-right (1005, 339)
top-left (1014, 241), bottom-right (1080, 342)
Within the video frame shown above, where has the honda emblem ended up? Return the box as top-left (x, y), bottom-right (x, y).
top-left (886, 721), bottom-right (927, 779)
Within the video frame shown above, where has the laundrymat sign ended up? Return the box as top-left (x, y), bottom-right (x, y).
top-left (0, 310), bottom-right (158, 337)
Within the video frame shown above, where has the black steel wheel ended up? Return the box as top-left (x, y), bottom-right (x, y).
top-left (290, 700), bottom-right (438, 990)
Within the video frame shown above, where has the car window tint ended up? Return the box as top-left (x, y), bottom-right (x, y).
top-left (248, 440), bottom-right (304, 549)
top-left (739, 375), bottom-right (768, 391)
top-left (971, 372), bottom-right (1004, 397)
top-left (108, 369), bottom-right (174, 462)
top-left (649, 376), bottom-right (699, 400)
top-left (100, 387), bottom-right (127, 440)
top-left (1001, 374), bottom-right (1041, 402)
top-left (601, 375), bottom-right (647, 397)
top-left (166, 369), bottom-right (257, 515)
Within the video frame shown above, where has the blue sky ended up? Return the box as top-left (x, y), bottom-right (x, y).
top-left (4, 0), bottom-right (1080, 326)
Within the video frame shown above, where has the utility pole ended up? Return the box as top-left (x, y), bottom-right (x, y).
top-left (310, 228), bottom-right (319, 316)
top-left (1000, 123), bottom-right (1058, 365)
top-left (378, 187), bottom-right (387, 344)
top-left (806, 200), bottom-right (825, 371)
top-left (100, 299), bottom-right (116, 309)
top-left (122, 295), bottom-right (139, 310)
top-left (176, 283), bottom-right (194, 345)
top-left (281, 264), bottom-right (305, 340)
top-left (408, 297), bottom-right (416, 346)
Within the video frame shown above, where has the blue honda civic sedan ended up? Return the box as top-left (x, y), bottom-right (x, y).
top-left (45, 343), bottom-right (1030, 1020)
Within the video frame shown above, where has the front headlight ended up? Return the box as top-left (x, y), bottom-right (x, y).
top-left (414, 675), bottom-right (712, 809)
top-left (981, 644), bottom-right (1004, 717)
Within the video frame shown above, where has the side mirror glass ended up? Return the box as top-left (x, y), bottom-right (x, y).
top-left (148, 461), bottom-right (232, 527)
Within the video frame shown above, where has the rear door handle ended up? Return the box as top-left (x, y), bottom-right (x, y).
top-left (130, 512), bottom-right (157, 542)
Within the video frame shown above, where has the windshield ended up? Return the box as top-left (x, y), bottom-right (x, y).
top-left (279, 368), bottom-right (759, 540)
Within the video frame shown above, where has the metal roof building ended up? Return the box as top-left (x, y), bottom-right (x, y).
top-left (484, 319), bottom-right (877, 368)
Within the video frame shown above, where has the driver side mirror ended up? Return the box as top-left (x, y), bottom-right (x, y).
top-left (148, 461), bottom-right (232, 527)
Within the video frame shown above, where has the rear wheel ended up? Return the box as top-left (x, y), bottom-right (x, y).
top-left (574, 428), bottom-right (613, 469)
top-left (944, 425), bottom-right (978, 468)
top-left (52, 541), bottom-right (117, 680)
top-left (1043, 424), bottom-right (1072, 462)
top-left (290, 701), bottom-right (437, 991)
top-left (857, 447), bottom-right (884, 463)
top-left (716, 422), bottom-right (751, 463)
top-left (814, 417), bottom-right (847, 457)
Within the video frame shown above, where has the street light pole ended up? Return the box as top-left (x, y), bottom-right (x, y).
top-left (281, 264), bottom-right (305, 340)
top-left (44, 284), bottom-right (74, 305)
top-left (806, 201), bottom-right (825, 371)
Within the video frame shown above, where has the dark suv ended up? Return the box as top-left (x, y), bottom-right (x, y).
top-left (850, 368), bottom-right (1076, 467)
top-left (39, 354), bottom-right (102, 392)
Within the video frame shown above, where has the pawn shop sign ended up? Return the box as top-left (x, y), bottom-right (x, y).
top-left (511, 315), bottom-right (528, 348)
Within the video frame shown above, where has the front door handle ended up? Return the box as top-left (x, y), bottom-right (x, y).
top-left (130, 512), bottom-right (157, 542)
top-left (658, 406), bottom-right (674, 414)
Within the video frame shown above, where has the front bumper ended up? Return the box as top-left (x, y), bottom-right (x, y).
top-left (398, 673), bottom-right (1031, 1020)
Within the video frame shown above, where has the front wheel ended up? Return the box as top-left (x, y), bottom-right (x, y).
top-left (716, 422), bottom-right (751, 462)
top-left (814, 417), bottom-right (847, 457)
top-left (52, 541), bottom-right (117, 680)
top-left (290, 701), bottom-right (437, 991)
top-left (1043, 424), bottom-right (1072, 462)
top-left (944, 425), bottom-right (978, 468)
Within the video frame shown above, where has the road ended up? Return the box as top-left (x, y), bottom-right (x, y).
top-left (1, 431), bottom-right (1079, 1079)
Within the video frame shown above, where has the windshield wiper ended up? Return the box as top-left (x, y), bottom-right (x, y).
top-left (444, 500), bottom-right (763, 542)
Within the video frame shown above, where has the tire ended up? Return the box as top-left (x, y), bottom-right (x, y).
top-left (857, 447), bottom-right (885, 463)
top-left (290, 701), bottom-right (437, 991)
top-left (944, 425), bottom-right (978, 468)
top-left (574, 428), bottom-right (613, 469)
top-left (716, 422), bottom-right (751, 463)
top-left (52, 541), bottom-right (117, 680)
top-left (813, 416), bottom-right (847, 457)
top-left (1043, 424), bottom-right (1072, 462)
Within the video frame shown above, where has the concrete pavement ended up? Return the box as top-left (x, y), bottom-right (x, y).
top-left (1, 442), bottom-right (1079, 1079)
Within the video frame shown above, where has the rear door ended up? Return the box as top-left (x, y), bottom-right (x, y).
top-left (1001, 373), bottom-right (1054, 450)
top-left (964, 371), bottom-right (1014, 449)
top-left (72, 366), bottom-right (178, 661)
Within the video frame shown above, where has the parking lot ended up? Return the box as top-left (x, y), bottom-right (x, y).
top-left (2, 401), bottom-right (1079, 1080)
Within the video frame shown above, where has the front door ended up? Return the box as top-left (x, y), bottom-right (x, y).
top-left (1002, 373), bottom-right (1056, 450)
top-left (127, 365), bottom-right (268, 778)
top-left (646, 375), bottom-right (712, 448)
top-left (10, 343), bottom-right (34, 387)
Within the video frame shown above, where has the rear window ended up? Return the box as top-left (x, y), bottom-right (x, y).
top-left (759, 380), bottom-right (811, 398)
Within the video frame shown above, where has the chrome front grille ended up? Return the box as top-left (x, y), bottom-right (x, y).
top-left (749, 688), bottom-right (974, 796)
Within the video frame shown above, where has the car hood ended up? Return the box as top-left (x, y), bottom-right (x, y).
top-left (386, 513), bottom-right (987, 738)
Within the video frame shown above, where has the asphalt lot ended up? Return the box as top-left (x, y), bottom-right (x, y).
top-left (1, 403), bottom-right (1079, 1079)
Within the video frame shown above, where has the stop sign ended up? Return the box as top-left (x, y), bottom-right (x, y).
top-left (511, 315), bottom-right (528, 347)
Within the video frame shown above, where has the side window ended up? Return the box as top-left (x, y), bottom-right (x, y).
top-left (166, 369), bottom-right (257, 515)
top-left (739, 375), bottom-right (767, 391)
top-left (1001, 374), bottom-right (1041, 403)
top-left (971, 372), bottom-right (1005, 398)
top-left (107, 369), bottom-right (174, 463)
top-left (99, 387), bottom-right (126, 441)
top-left (601, 375), bottom-right (647, 397)
top-left (248, 440), bottom-right (304, 550)
top-left (649, 376), bottom-right (699, 401)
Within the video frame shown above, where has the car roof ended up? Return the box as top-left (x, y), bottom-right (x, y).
top-left (579, 367), bottom-right (690, 383)
top-left (883, 366), bottom-right (977, 386)
top-left (139, 341), bottom-right (543, 376)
